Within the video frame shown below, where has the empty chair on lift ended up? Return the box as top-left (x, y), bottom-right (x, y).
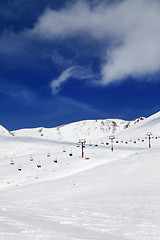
top-left (10, 159), bottom-right (14, 165)
top-left (63, 147), bottom-right (66, 152)
top-left (18, 165), bottom-right (22, 171)
top-left (69, 151), bottom-right (73, 156)
top-left (37, 162), bottom-right (41, 168)
top-left (30, 155), bottom-right (34, 161)
top-left (47, 152), bottom-right (50, 157)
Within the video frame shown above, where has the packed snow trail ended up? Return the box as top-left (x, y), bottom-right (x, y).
top-left (0, 145), bottom-right (160, 239)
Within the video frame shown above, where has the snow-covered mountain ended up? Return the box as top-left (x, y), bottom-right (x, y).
top-left (12, 117), bottom-right (145, 142)
top-left (0, 124), bottom-right (13, 137)
top-left (117, 111), bottom-right (160, 140)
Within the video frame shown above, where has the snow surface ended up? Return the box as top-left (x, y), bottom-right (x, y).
top-left (0, 125), bottom-right (13, 137)
top-left (12, 117), bottom-right (145, 143)
top-left (0, 113), bottom-right (160, 239)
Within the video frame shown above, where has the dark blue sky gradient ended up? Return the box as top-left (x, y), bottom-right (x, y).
top-left (0, 0), bottom-right (160, 130)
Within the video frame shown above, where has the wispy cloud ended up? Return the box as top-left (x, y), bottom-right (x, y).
top-left (0, 81), bottom-right (36, 102)
top-left (29, 0), bottom-right (160, 85)
top-left (50, 50), bottom-right (73, 68)
top-left (50, 66), bottom-right (94, 94)
top-left (58, 95), bottom-right (103, 116)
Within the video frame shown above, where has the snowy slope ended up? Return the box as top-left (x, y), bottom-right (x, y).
top-left (12, 117), bottom-right (145, 142)
top-left (0, 124), bottom-right (13, 137)
top-left (116, 111), bottom-right (160, 140)
top-left (1, 111), bottom-right (160, 239)
top-left (0, 136), bottom-right (160, 239)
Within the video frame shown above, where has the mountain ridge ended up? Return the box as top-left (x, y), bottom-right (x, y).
top-left (11, 116), bottom-right (145, 142)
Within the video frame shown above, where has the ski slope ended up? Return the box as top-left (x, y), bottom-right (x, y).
top-left (0, 112), bottom-right (160, 239)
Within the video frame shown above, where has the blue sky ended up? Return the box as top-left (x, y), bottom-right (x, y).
top-left (0, 0), bottom-right (160, 130)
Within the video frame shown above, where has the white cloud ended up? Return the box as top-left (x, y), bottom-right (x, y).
top-left (50, 66), bottom-right (94, 94)
top-left (30, 0), bottom-right (160, 85)
top-left (59, 96), bottom-right (102, 115)
top-left (0, 81), bottom-right (36, 102)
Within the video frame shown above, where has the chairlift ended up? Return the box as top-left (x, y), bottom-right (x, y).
top-left (10, 159), bottom-right (14, 165)
top-left (125, 142), bottom-right (128, 144)
top-left (62, 147), bottom-right (66, 152)
top-left (47, 152), bottom-right (51, 157)
top-left (18, 165), bottom-right (22, 171)
top-left (89, 143), bottom-right (92, 146)
top-left (142, 139), bottom-right (144, 142)
top-left (134, 141), bottom-right (136, 144)
top-left (69, 150), bottom-right (73, 156)
top-left (54, 157), bottom-right (58, 163)
top-left (30, 155), bottom-right (34, 161)
top-left (37, 162), bottom-right (41, 168)
top-left (106, 143), bottom-right (109, 145)
top-left (95, 144), bottom-right (98, 147)
top-left (116, 141), bottom-right (119, 143)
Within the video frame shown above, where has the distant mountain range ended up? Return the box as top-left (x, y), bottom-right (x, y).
top-left (2, 111), bottom-right (160, 143)
top-left (0, 116), bottom-right (145, 142)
